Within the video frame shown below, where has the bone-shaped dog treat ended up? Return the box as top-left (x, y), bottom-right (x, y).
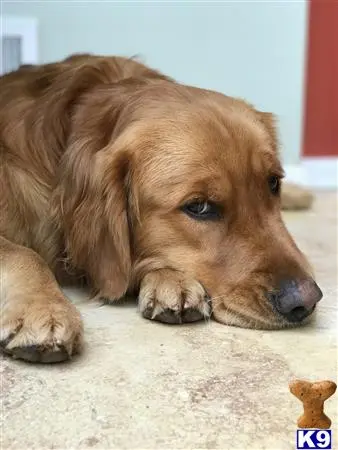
top-left (289, 379), bottom-right (337, 429)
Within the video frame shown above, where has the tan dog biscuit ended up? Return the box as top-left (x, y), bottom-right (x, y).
top-left (289, 379), bottom-right (337, 429)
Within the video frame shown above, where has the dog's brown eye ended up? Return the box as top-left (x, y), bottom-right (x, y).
top-left (268, 176), bottom-right (280, 195)
top-left (182, 201), bottom-right (221, 221)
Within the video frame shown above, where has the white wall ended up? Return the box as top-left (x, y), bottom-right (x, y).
top-left (2, 1), bottom-right (308, 165)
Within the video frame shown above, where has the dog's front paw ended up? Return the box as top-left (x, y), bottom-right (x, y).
top-left (138, 269), bottom-right (211, 324)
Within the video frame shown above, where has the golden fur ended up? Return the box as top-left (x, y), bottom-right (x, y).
top-left (0, 54), bottom-right (319, 363)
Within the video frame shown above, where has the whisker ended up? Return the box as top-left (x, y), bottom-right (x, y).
top-left (209, 293), bottom-right (229, 302)
top-left (208, 292), bottom-right (279, 329)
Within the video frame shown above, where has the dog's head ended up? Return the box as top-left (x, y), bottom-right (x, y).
top-left (56, 79), bottom-right (322, 329)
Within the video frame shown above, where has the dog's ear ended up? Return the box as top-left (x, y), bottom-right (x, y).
top-left (54, 135), bottom-right (132, 300)
top-left (51, 71), bottom-right (159, 299)
top-left (52, 80), bottom-right (140, 300)
top-left (258, 112), bottom-right (280, 153)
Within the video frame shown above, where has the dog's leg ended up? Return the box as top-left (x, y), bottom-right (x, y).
top-left (138, 269), bottom-right (211, 324)
top-left (0, 236), bottom-right (83, 363)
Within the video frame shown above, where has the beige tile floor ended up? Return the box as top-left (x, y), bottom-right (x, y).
top-left (1, 192), bottom-right (337, 450)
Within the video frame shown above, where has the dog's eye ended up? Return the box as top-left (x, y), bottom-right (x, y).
top-left (268, 175), bottom-right (280, 195)
top-left (182, 201), bottom-right (221, 220)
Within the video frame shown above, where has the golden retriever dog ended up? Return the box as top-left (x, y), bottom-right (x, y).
top-left (0, 54), bottom-right (323, 363)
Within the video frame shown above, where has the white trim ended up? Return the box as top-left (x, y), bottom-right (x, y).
top-left (0, 15), bottom-right (38, 73)
top-left (284, 157), bottom-right (338, 190)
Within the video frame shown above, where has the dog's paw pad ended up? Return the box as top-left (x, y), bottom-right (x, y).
top-left (182, 307), bottom-right (205, 323)
top-left (5, 344), bottom-right (70, 363)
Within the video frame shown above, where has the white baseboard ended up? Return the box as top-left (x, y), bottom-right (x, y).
top-left (284, 157), bottom-right (338, 190)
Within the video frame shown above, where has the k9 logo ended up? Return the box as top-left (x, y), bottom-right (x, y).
top-left (296, 430), bottom-right (332, 449)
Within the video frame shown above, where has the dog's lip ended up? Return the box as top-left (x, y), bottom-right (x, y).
top-left (268, 304), bottom-right (316, 328)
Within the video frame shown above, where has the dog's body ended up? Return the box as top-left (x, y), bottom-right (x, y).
top-left (0, 54), bottom-right (322, 363)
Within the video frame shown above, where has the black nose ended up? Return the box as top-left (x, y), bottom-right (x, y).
top-left (268, 279), bottom-right (323, 323)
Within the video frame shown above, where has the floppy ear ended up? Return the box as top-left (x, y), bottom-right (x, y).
top-left (54, 135), bottom-right (132, 300)
top-left (51, 72), bottom-right (154, 299)
top-left (258, 112), bottom-right (280, 153)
